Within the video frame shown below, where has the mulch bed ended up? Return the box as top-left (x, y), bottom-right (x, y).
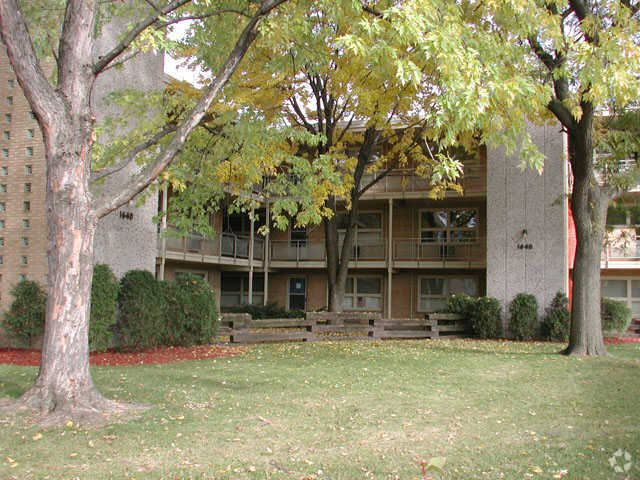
top-left (604, 336), bottom-right (640, 345)
top-left (0, 345), bottom-right (245, 367)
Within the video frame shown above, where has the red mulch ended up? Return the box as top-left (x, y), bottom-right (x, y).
top-left (604, 336), bottom-right (640, 345)
top-left (0, 345), bottom-right (245, 367)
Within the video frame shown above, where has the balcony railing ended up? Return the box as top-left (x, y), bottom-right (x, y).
top-left (361, 165), bottom-right (486, 196)
top-left (161, 228), bottom-right (264, 261)
top-left (270, 239), bottom-right (387, 262)
top-left (602, 238), bottom-right (640, 262)
top-left (393, 237), bottom-right (485, 263)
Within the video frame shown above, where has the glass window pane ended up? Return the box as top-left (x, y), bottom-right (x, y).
top-left (449, 230), bottom-right (476, 243)
top-left (632, 280), bottom-right (640, 298)
top-left (421, 231), bottom-right (446, 244)
top-left (357, 277), bottom-right (381, 294)
top-left (346, 277), bottom-right (354, 294)
top-left (421, 278), bottom-right (445, 295)
top-left (420, 297), bottom-right (446, 312)
top-left (632, 301), bottom-right (640, 315)
top-left (289, 278), bottom-right (306, 294)
top-left (221, 294), bottom-right (240, 307)
top-left (450, 209), bottom-right (477, 228)
top-left (253, 277), bottom-right (264, 291)
top-left (343, 297), bottom-right (354, 308)
top-left (221, 276), bottom-right (242, 292)
top-left (365, 297), bottom-right (381, 309)
top-left (358, 213), bottom-right (382, 229)
top-left (607, 206), bottom-right (627, 225)
top-left (421, 211), bottom-right (448, 228)
top-left (602, 279), bottom-right (627, 298)
top-left (358, 232), bottom-right (382, 244)
top-left (449, 278), bottom-right (477, 296)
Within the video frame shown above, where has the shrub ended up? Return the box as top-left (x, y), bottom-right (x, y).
top-left (540, 292), bottom-right (570, 342)
top-left (601, 297), bottom-right (632, 333)
top-left (508, 293), bottom-right (539, 340)
top-left (469, 296), bottom-right (503, 339)
top-left (164, 274), bottom-right (219, 346)
top-left (446, 293), bottom-right (475, 317)
top-left (117, 270), bottom-right (166, 349)
top-left (89, 264), bottom-right (119, 351)
top-left (2, 280), bottom-right (46, 346)
top-left (227, 301), bottom-right (304, 319)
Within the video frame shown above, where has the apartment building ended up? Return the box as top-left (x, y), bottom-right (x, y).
top-left (159, 123), bottom-right (569, 321)
top-left (0, 27), bottom-right (162, 329)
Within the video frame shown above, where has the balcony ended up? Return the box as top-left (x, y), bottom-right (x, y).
top-left (393, 237), bottom-right (486, 268)
top-left (160, 228), bottom-right (264, 266)
top-left (269, 239), bottom-right (386, 267)
top-left (360, 164), bottom-right (486, 199)
top-left (602, 236), bottom-right (640, 268)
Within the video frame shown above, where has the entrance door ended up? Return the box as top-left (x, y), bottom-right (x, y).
top-left (289, 277), bottom-right (306, 311)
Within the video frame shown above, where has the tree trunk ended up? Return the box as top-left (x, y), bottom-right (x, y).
top-left (565, 119), bottom-right (608, 356)
top-left (325, 203), bottom-right (357, 312)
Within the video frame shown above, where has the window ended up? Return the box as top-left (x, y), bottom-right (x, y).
top-left (20, 256), bottom-right (27, 265)
top-left (23, 201), bottom-right (30, 212)
top-left (9, 65), bottom-right (13, 72)
top-left (344, 276), bottom-right (383, 311)
top-left (289, 277), bottom-right (306, 310)
top-left (2, 149), bottom-right (7, 158)
top-left (20, 274), bottom-right (26, 282)
top-left (0, 238), bottom-right (3, 247)
top-left (337, 211), bottom-right (383, 259)
top-left (6, 97), bottom-right (12, 106)
top-left (0, 256), bottom-right (3, 265)
top-left (220, 274), bottom-right (264, 307)
top-left (22, 219), bottom-right (29, 229)
top-left (0, 202), bottom-right (5, 212)
top-left (25, 165), bottom-right (32, 175)
top-left (7, 79), bottom-right (14, 88)
top-left (0, 185), bottom-right (6, 193)
top-left (0, 220), bottom-right (4, 229)
top-left (5, 114), bottom-right (10, 123)
top-left (29, 111), bottom-right (36, 120)
top-left (3, 131), bottom-right (8, 140)
top-left (420, 209), bottom-right (478, 244)
top-left (418, 276), bottom-right (478, 312)
top-left (24, 183), bottom-right (31, 193)
top-left (0, 166), bottom-right (6, 175)
top-left (27, 129), bottom-right (34, 138)
top-left (602, 278), bottom-right (640, 316)
top-left (21, 237), bottom-right (28, 246)
top-left (25, 147), bottom-right (33, 157)
top-left (290, 225), bottom-right (307, 246)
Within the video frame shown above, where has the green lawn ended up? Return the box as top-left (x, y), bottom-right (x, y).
top-left (1, 339), bottom-right (639, 479)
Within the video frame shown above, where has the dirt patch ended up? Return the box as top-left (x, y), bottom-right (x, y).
top-left (604, 336), bottom-right (640, 345)
top-left (0, 345), bottom-right (245, 367)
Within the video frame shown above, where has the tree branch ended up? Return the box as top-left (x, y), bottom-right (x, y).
top-left (90, 123), bottom-right (178, 183)
top-left (92, 0), bottom-right (191, 75)
top-left (91, 0), bottom-right (288, 219)
top-left (0, 0), bottom-right (65, 127)
top-left (547, 97), bottom-right (576, 131)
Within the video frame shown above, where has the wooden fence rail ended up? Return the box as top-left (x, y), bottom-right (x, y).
top-left (220, 312), bottom-right (471, 344)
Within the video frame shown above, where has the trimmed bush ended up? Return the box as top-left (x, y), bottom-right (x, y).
top-left (117, 270), bottom-right (166, 349)
top-left (2, 280), bottom-right (46, 346)
top-left (447, 294), bottom-right (502, 339)
top-left (164, 274), bottom-right (219, 346)
top-left (469, 296), bottom-right (503, 339)
top-left (89, 264), bottom-right (119, 351)
top-left (228, 301), bottom-right (304, 319)
top-left (509, 293), bottom-right (539, 340)
top-left (601, 297), bottom-right (632, 333)
top-left (540, 292), bottom-right (570, 342)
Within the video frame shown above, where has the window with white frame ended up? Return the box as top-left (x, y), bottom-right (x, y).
top-left (418, 276), bottom-right (478, 312)
top-left (344, 276), bottom-right (383, 311)
top-left (420, 209), bottom-right (478, 244)
top-left (337, 211), bottom-right (383, 259)
top-left (602, 278), bottom-right (640, 317)
top-left (220, 274), bottom-right (264, 307)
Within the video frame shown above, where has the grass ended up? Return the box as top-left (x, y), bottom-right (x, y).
top-left (0, 339), bottom-right (639, 479)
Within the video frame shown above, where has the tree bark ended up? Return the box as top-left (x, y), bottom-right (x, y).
top-left (564, 118), bottom-right (609, 356)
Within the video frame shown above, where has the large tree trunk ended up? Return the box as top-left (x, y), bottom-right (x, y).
top-left (565, 119), bottom-right (608, 356)
top-left (325, 203), bottom-right (357, 312)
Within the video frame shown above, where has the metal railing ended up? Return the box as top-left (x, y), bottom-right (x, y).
top-left (602, 237), bottom-right (640, 262)
top-left (393, 237), bottom-right (485, 263)
top-left (270, 239), bottom-right (387, 262)
top-left (360, 165), bottom-right (486, 196)
top-left (161, 228), bottom-right (264, 261)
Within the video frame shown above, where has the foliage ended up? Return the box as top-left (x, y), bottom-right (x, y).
top-left (164, 274), bottom-right (219, 346)
top-left (227, 301), bottom-right (304, 319)
top-left (447, 295), bottom-right (502, 339)
top-left (117, 270), bottom-right (166, 349)
top-left (508, 293), bottom-right (539, 341)
top-left (601, 297), bottom-right (632, 333)
top-left (446, 294), bottom-right (476, 317)
top-left (2, 280), bottom-right (46, 346)
top-left (540, 292), bottom-right (570, 342)
top-left (89, 264), bottom-right (119, 352)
